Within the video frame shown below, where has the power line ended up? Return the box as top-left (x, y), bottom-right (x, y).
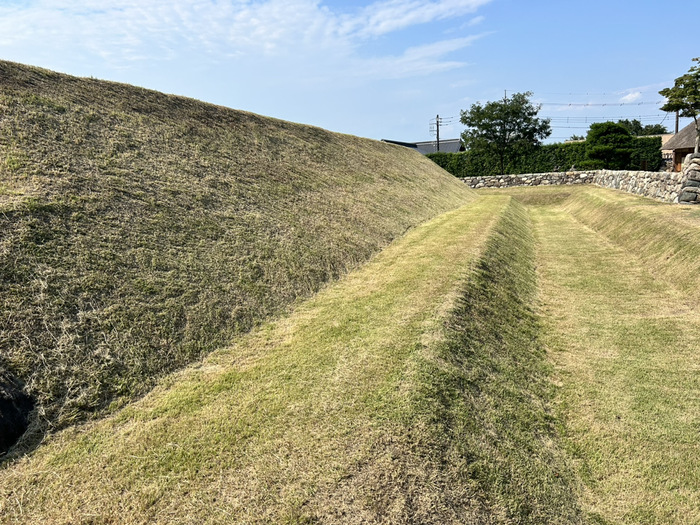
top-left (540, 101), bottom-right (664, 107)
top-left (429, 115), bottom-right (459, 151)
top-left (507, 89), bottom-right (652, 97)
top-left (545, 114), bottom-right (664, 121)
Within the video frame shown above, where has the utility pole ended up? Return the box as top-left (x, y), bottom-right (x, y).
top-left (436, 114), bottom-right (440, 152)
top-left (429, 114), bottom-right (456, 152)
top-left (676, 110), bottom-right (680, 134)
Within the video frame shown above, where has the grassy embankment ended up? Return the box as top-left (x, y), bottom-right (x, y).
top-left (0, 195), bottom-right (583, 524)
top-left (0, 60), bottom-right (474, 453)
top-left (7, 57), bottom-right (699, 524)
top-left (486, 185), bottom-right (700, 524)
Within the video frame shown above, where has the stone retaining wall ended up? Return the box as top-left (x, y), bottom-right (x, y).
top-left (466, 171), bottom-right (595, 189)
top-left (677, 154), bottom-right (700, 203)
top-left (464, 170), bottom-right (685, 203)
top-left (592, 170), bottom-right (684, 203)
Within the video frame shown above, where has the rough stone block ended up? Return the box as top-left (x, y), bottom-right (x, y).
top-left (679, 191), bottom-right (698, 202)
top-left (686, 169), bottom-right (700, 182)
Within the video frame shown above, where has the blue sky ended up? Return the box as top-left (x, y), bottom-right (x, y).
top-left (0, 0), bottom-right (696, 143)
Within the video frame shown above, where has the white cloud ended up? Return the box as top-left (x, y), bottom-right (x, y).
top-left (0, 0), bottom-right (494, 140)
top-left (341, 0), bottom-right (492, 38)
top-left (467, 15), bottom-right (485, 26)
top-left (620, 91), bottom-right (642, 103)
top-left (356, 35), bottom-right (484, 79)
top-left (0, 0), bottom-right (492, 72)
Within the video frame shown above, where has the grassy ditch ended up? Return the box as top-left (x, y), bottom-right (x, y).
top-left (0, 60), bottom-right (474, 453)
top-left (480, 185), bottom-right (700, 523)
top-left (533, 201), bottom-right (700, 523)
top-left (0, 196), bottom-right (586, 524)
top-left (411, 198), bottom-right (584, 524)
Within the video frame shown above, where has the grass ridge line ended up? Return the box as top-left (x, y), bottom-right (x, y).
top-left (413, 198), bottom-right (585, 523)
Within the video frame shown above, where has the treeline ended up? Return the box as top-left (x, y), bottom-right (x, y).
top-left (427, 136), bottom-right (663, 178)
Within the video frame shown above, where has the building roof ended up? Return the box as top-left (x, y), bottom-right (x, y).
top-left (382, 138), bottom-right (463, 155)
top-left (663, 122), bottom-right (698, 151)
top-left (659, 133), bottom-right (675, 148)
top-left (381, 139), bottom-right (419, 151)
top-left (415, 139), bottom-right (464, 154)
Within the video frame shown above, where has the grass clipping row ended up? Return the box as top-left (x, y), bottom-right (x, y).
top-left (412, 199), bottom-right (584, 523)
top-left (316, 199), bottom-right (584, 523)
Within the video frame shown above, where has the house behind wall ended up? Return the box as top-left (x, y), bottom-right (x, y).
top-left (663, 123), bottom-right (697, 171)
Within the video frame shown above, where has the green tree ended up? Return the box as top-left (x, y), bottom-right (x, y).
top-left (641, 123), bottom-right (670, 135)
top-left (617, 119), bottom-right (668, 136)
top-left (585, 122), bottom-right (634, 169)
top-left (460, 91), bottom-right (551, 175)
top-left (660, 57), bottom-right (700, 153)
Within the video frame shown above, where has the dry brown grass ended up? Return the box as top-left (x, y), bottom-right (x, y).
top-left (0, 197), bottom-right (507, 524)
top-left (0, 59), bottom-right (474, 455)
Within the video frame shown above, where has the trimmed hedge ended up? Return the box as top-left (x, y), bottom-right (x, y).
top-left (428, 137), bottom-right (662, 177)
top-left (630, 136), bottom-right (663, 171)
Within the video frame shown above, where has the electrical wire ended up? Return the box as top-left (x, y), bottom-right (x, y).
top-left (540, 101), bottom-right (664, 107)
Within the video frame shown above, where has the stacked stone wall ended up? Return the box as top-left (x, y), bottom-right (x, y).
top-left (467, 172), bottom-right (595, 190)
top-left (463, 170), bottom-right (684, 203)
top-left (592, 170), bottom-right (683, 203)
top-left (678, 154), bottom-right (700, 203)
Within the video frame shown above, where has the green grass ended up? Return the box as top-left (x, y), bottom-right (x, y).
top-left (0, 195), bottom-right (596, 523)
top-left (485, 185), bottom-right (700, 524)
top-left (6, 59), bottom-right (700, 524)
top-left (0, 60), bottom-right (475, 454)
top-left (412, 198), bottom-right (584, 523)
top-left (561, 187), bottom-right (700, 296)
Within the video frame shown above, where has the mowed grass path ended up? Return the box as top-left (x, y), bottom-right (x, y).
top-left (0, 197), bottom-right (508, 524)
top-left (530, 194), bottom-right (700, 524)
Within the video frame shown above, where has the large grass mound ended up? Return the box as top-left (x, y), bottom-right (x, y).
top-left (0, 60), bottom-right (474, 454)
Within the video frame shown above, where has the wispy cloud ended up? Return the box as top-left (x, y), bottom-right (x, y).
top-left (341, 0), bottom-right (492, 38)
top-left (620, 91), bottom-right (642, 103)
top-left (356, 35), bottom-right (485, 79)
top-left (0, 0), bottom-right (492, 76)
top-left (618, 81), bottom-right (670, 102)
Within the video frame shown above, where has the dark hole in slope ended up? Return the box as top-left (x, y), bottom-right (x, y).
top-left (0, 374), bottom-right (35, 456)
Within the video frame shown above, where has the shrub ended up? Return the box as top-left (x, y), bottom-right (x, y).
top-left (630, 136), bottom-right (663, 171)
top-left (585, 122), bottom-right (634, 170)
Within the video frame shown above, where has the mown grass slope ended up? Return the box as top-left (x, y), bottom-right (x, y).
top-left (0, 60), bottom-right (475, 455)
top-left (0, 196), bottom-right (583, 524)
top-left (483, 185), bottom-right (700, 523)
top-left (534, 202), bottom-right (700, 524)
top-left (561, 187), bottom-right (700, 295)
